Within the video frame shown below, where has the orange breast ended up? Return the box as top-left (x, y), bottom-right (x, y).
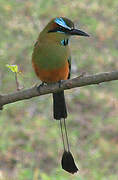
top-left (32, 61), bottom-right (69, 83)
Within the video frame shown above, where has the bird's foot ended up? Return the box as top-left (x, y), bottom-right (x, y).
top-left (37, 82), bottom-right (45, 93)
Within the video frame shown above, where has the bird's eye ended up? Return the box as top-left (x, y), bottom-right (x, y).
top-left (58, 26), bottom-right (65, 31)
top-left (48, 26), bottom-right (71, 34)
top-left (57, 26), bottom-right (70, 33)
top-left (58, 26), bottom-right (63, 30)
top-left (48, 26), bottom-right (63, 33)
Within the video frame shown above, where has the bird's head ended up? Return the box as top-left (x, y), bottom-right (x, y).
top-left (40, 17), bottom-right (89, 41)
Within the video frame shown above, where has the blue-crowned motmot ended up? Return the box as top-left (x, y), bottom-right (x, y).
top-left (32, 17), bottom-right (89, 174)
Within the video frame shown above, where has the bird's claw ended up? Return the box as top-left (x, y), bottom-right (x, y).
top-left (37, 82), bottom-right (45, 93)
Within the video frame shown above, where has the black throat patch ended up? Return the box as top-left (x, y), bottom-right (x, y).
top-left (61, 39), bottom-right (69, 46)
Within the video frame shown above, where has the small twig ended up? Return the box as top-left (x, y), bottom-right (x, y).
top-left (15, 72), bottom-right (20, 91)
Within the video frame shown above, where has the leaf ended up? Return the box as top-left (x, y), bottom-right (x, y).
top-left (6, 64), bottom-right (18, 73)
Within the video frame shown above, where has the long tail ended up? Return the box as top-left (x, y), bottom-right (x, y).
top-left (53, 91), bottom-right (78, 173)
top-left (53, 91), bottom-right (67, 120)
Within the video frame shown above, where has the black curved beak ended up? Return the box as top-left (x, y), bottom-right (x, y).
top-left (69, 28), bottom-right (89, 37)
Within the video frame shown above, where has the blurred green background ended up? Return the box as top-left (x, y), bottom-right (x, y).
top-left (0, 0), bottom-right (118, 179)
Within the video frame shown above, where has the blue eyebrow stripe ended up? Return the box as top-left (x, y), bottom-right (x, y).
top-left (54, 18), bottom-right (71, 30)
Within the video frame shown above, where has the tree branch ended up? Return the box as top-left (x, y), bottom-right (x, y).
top-left (0, 70), bottom-right (118, 110)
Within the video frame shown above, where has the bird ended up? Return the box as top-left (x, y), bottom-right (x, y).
top-left (32, 17), bottom-right (89, 174)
